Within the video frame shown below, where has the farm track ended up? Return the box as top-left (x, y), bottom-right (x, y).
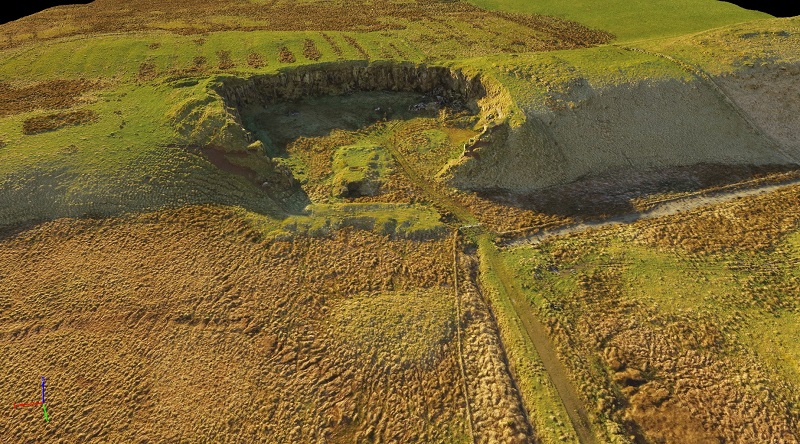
top-left (479, 240), bottom-right (597, 444)
top-left (382, 125), bottom-right (595, 443)
top-left (504, 175), bottom-right (800, 248)
top-left (452, 231), bottom-right (476, 443)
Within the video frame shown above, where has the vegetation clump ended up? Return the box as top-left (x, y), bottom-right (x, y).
top-left (330, 144), bottom-right (391, 198)
top-left (302, 38), bottom-right (322, 61)
top-left (22, 109), bottom-right (98, 135)
top-left (278, 46), bottom-right (295, 63)
top-left (246, 52), bottom-right (265, 68)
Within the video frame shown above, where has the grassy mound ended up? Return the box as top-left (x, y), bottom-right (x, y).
top-left (330, 144), bottom-right (392, 198)
top-left (329, 291), bottom-right (456, 371)
top-left (281, 203), bottom-right (447, 240)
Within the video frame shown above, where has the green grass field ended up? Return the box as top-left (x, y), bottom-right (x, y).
top-left (468, 0), bottom-right (770, 41)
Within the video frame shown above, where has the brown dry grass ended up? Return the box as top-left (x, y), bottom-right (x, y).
top-left (0, 205), bottom-right (472, 442)
top-left (494, 11), bottom-right (613, 49)
top-left (637, 182), bottom-right (800, 254)
top-left (0, 0), bottom-right (612, 56)
top-left (453, 190), bottom-right (572, 233)
top-left (278, 46), bottom-right (296, 64)
top-left (567, 267), bottom-right (798, 443)
top-left (21, 109), bottom-right (98, 135)
top-left (246, 52), bottom-right (266, 69)
top-left (524, 249), bottom-right (799, 443)
top-left (303, 38), bottom-right (322, 61)
top-left (457, 250), bottom-right (533, 443)
top-left (0, 79), bottom-right (100, 117)
top-left (510, 183), bottom-right (800, 442)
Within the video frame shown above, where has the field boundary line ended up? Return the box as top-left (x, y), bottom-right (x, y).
top-left (452, 230), bottom-right (476, 443)
top-left (480, 236), bottom-right (598, 444)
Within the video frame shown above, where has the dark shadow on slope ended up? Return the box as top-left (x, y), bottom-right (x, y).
top-left (240, 91), bottom-right (446, 156)
top-left (480, 163), bottom-right (800, 221)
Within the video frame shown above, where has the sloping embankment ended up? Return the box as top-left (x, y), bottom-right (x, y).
top-left (447, 75), bottom-right (795, 193)
top-left (715, 62), bottom-right (800, 161)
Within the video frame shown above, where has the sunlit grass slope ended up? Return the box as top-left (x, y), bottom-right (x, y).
top-left (468, 0), bottom-right (771, 41)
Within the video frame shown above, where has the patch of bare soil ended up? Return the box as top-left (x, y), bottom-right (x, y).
top-left (0, 79), bottom-right (100, 117)
top-left (22, 109), bottom-right (97, 135)
top-left (0, 206), bottom-right (474, 442)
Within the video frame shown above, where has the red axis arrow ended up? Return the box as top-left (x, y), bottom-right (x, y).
top-left (13, 402), bottom-right (42, 408)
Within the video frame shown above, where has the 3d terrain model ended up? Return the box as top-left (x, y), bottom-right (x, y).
top-left (0, 1), bottom-right (799, 442)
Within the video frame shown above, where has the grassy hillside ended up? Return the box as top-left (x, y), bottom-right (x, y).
top-left (468, 0), bottom-right (770, 41)
top-left (1, 0), bottom-right (799, 442)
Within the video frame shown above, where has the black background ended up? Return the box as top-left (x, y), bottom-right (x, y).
top-left (0, 1), bottom-right (798, 27)
top-left (1, 1), bottom-right (93, 25)
top-left (721, 1), bottom-right (800, 18)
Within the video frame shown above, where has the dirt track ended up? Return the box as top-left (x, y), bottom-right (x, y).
top-left (384, 126), bottom-right (597, 443)
top-left (506, 176), bottom-right (800, 248)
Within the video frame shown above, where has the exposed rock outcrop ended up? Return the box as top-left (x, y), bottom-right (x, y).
top-left (213, 61), bottom-right (517, 148)
top-left (216, 61), bottom-right (488, 110)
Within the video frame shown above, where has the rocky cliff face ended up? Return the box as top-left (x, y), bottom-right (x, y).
top-left (216, 61), bottom-right (488, 110)
top-left (212, 61), bottom-right (518, 148)
top-left (198, 61), bottom-right (515, 206)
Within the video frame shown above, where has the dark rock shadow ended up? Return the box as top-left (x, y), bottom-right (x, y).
top-left (478, 163), bottom-right (800, 221)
